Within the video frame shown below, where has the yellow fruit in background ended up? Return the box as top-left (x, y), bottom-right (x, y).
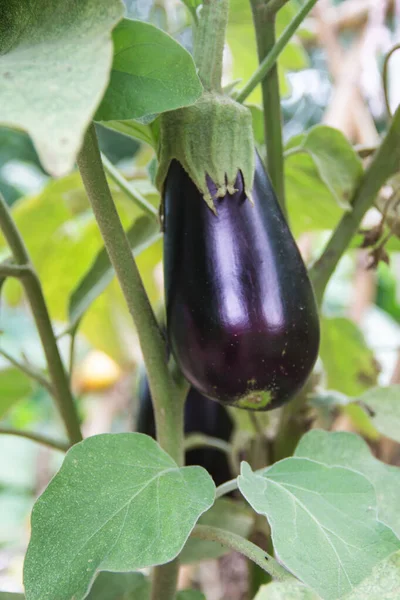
top-left (74, 350), bottom-right (122, 393)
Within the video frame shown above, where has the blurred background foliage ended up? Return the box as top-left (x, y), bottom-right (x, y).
top-left (0, 0), bottom-right (400, 596)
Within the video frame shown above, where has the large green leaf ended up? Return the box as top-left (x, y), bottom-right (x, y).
top-left (0, 368), bottom-right (33, 419)
top-left (345, 551), bottom-right (400, 600)
top-left (100, 120), bottom-right (157, 149)
top-left (180, 498), bottom-right (253, 563)
top-left (295, 430), bottom-right (400, 539)
top-left (68, 216), bottom-right (161, 330)
top-left (238, 460), bottom-right (400, 600)
top-left (0, 594), bottom-right (25, 600)
top-left (87, 572), bottom-right (150, 600)
top-left (319, 317), bottom-right (378, 396)
top-left (358, 386), bottom-right (400, 443)
top-left (24, 433), bottom-right (215, 600)
top-left (0, 0), bottom-right (124, 176)
top-left (255, 581), bottom-right (318, 599)
top-left (95, 19), bottom-right (202, 122)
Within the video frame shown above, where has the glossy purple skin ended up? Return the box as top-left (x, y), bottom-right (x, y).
top-left (163, 153), bottom-right (320, 410)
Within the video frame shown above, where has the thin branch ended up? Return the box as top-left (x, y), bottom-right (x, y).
top-left (0, 427), bottom-right (69, 452)
top-left (0, 193), bottom-right (82, 444)
top-left (237, 0), bottom-right (319, 105)
top-left (0, 262), bottom-right (33, 279)
top-left (249, 3), bottom-right (286, 215)
top-left (310, 106), bottom-right (400, 304)
top-left (184, 433), bottom-right (232, 455)
top-left (191, 525), bottom-right (293, 581)
top-left (0, 347), bottom-right (53, 394)
top-left (101, 154), bottom-right (159, 219)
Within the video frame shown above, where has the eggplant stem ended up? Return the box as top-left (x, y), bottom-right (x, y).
top-left (194, 0), bottom-right (229, 92)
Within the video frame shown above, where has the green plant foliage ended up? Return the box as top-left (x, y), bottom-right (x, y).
top-left (344, 551), bottom-right (400, 600)
top-left (357, 386), bottom-right (400, 443)
top-left (24, 434), bottom-right (215, 600)
top-left (0, 594), bottom-right (25, 599)
top-left (0, 368), bottom-right (33, 419)
top-left (255, 580), bottom-right (318, 599)
top-left (95, 19), bottom-right (202, 122)
top-left (238, 460), bottom-right (400, 600)
top-left (285, 126), bottom-right (363, 235)
top-left (0, 0), bottom-right (124, 176)
top-left (181, 498), bottom-right (253, 563)
top-left (319, 317), bottom-right (378, 396)
top-left (295, 429), bottom-right (400, 539)
top-left (87, 572), bottom-right (150, 599)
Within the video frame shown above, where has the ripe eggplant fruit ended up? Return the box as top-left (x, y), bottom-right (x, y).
top-left (163, 152), bottom-right (320, 411)
top-left (136, 371), bottom-right (234, 486)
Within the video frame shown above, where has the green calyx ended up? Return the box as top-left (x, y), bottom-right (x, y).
top-left (156, 92), bottom-right (255, 212)
top-left (236, 390), bottom-right (272, 411)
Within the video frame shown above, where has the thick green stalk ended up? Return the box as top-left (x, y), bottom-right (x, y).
top-left (77, 124), bottom-right (185, 600)
top-left (192, 525), bottom-right (292, 581)
top-left (0, 193), bottom-right (82, 445)
top-left (237, 0), bottom-right (319, 104)
top-left (249, 2), bottom-right (286, 216)
top-left (310, 105), bottom-right (400, 304)
top-left (194, 0), bottom-right (230, 92)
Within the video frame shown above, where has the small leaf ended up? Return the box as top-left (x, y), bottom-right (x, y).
top-left (255, 580), bottom-right (319, 599)
top-left (68, 216), bottom-right (160, 329)
top-left (358, 385), bottom-right (400, 443)
top-left (238, 459), bottom-right (400, 600)
top-left (24, 433), bottom-right (215, 600)
top-left (320, 318), bottom-right (378, 396)
top-left (99, 120), bottom-right (158, 148)
top-left (180, 498), bottom-right (253, 563)
top-left (0, 367), bottom-right (33, 419)
top-left (295, 430), bottom-right (400, 540)
top-left (87, 571), bottom-right (150, 599)
top-left (0, 0), bottom-right (124, 176)
top-left (95, 19), bottom-right (202, 122)
top-left (286, 126), bottom-right (363, 210)
top-left (345, 550), bottom-right (400, 600)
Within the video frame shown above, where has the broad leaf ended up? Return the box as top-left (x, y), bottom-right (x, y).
top-left (295, 430), bottom-right (400, 539)
top-left (87, 572), bottom-right (150, 600)
top-left (255, 581), bottom-right (318, 599)
top-left (68, 216), bottom-right (160, 329)
top-left (24, 433), bottom-right (215, 600)
top-left (319, 318), bottom-right (378, 396)
top-left (0, 0), bottom-right (124, 176)
top-left (345, 550), bottom-right (400, 600)
top-left (180, 498), bottom-right (253, 563)
top-left (0, 594), bottom-right (25, 600)
top-left (285, 126), bottom-right (363, 210)
top-left (358, 385), bottom-right (400, 443)
top-left (95, 19), bottom-right (202, 122)
top-left (238, 460), bottom-right (400, 600)
top-left (0, 367), bottom-right (33, 419)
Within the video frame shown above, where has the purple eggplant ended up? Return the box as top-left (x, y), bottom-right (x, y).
top-left (163, 152), bottom-right (320, 411)
top-left (136, 370), bottom-right (234, 486)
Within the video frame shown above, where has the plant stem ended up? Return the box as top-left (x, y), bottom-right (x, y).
top-left (184, 433), bottom-right (232, 455)
top-left (194, 0), bottom-right (230, 92)
top-left (101, 153), bottom-right (159, 219)
top-left (0, 347), bottom-right (53, 394)
top-left (310, 105), bottom-right (400, 305)
top-left (0, 193), bottom-right (82, 445)
top-left (191, 525), bottom-right (292, 581)
top-left (237, 0), bottom-right (318, 105)
top-left (77, 124), bottom-right (185, 600)
top-left (249, 2), bottom-right (286, 216)
top-left (383, 43), bottom-right (400, 119)
top-left (0, 427), bottom-right (69, 452)
top-left (0, 262), bottom-right (32, 279)
top-left (265, 0), bottom-right (290, 15)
